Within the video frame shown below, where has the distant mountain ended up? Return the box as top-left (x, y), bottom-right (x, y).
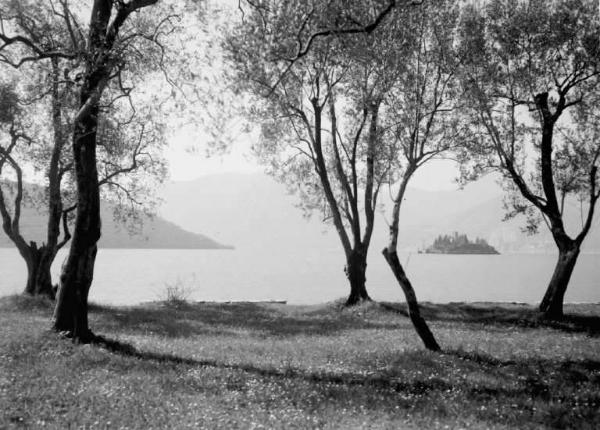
top-left (159, 173), bottom-right (343, 253)
top-left (96, 207), bottom-right (232, 249)
top-left (159, 172), bottom-right (600, 254)
top-left (5, 173), bottom-right (597, 253)
top-left (0, 200), bottom-right (230, 250)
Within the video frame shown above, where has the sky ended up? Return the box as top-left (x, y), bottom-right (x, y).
top-left (162, 0), bottom-right (466, 192)
top-left (165, 133), bottom-right (463, 191)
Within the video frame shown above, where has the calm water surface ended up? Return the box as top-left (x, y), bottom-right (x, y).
top-left (0, 248), bottom-right (598, 305)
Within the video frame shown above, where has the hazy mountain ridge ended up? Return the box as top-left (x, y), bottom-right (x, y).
top-left (159, 173), bottom-right (600, 254)
top-left (0, 199), bottom-right (230, 250)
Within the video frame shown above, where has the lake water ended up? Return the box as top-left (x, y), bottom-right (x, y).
top-left (0, 248), bottom-right (599, 305)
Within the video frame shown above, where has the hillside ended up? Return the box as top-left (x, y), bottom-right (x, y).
top-left (0, 204), bottom-right (230, 250)
top-left (159, 173), bottom-right (600, 254)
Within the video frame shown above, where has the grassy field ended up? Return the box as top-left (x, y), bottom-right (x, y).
top-left (1, 295), bottom-right (599, 429)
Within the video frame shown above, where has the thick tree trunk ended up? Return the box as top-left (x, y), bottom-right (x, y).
top-left (345, 248), bottom-right (371, 306)
top-left (49, 0), bottom-right (157, 342)
top-left (23, 244), bottom-right (55, 298)
top-left (539, 242), bottom-right (580, 319)
top-left (35, 248), bottom-right (56, 298)
top-left (53, 245), bottom-right (97, 341)
top-left (382, 248), bottom-right (440, 351)
top-left (23, 247), bottom-right (38, 296)
top-left (52, 106), bottom-right (101, 343)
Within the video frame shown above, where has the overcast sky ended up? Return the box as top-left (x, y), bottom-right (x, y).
top-left (165, 136), bottom-right (462, 191)
top-left (163, 0), bottom-right (465, 191)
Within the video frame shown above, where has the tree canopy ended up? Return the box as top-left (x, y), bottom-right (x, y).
top-left (458, 0), bottom-right (600, 317)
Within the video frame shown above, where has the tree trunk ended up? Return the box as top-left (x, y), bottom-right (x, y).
top-left (382, 247), bottom-right (440, 351)
top-left (53, 245), bottom-right (97, 341)
top-left (34, 248), bottom-right (56, 298)
top-left (22, 243), bottom-right (55, 298)
top-left (539, 242), bottom-right (581, 319)
top-left (345, 248), bottom-right (371, 306)
top-left (23, 246), bottom-right (38, 296)
top-left (52, 105), bottom-right (101, 343)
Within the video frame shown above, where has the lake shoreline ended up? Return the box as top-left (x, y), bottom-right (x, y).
top-left (2, 249), bottom-right (599, 305)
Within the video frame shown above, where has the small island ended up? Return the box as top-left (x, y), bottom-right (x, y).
top-left (422, 232), bottom-right (500, 255)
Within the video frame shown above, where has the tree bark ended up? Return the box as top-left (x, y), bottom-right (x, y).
top-left (23, 243), bottom-right (55, 298)
top-left (52, 105), bottom-right (101, 343)
top-left (382, 248), bottom-right (441, 352)
top-left (34, 247), bottom-right (56, 297)
top-left (23, 246), bottom-right (38, 296)
top-left (50, 0), bottom-right (158, 342)
top-left (539, 241), bottom-right (581, 319)
top-left (53, 245), bottom-right (97, 341)
top-left (532, 93), bottom-right (585, 320)
top-left (345, 248), bottom-right (370, 305)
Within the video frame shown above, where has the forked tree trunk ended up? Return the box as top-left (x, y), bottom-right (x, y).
top-left (23, 244), bottom-right (55, 298)
top-left (345, 248), bottom-right (371, 306)
top-left (539, 241), bottom-right (581, 319)
top-left (382, 247), bottom-right (440, 351)
top-left (35, 248), bottom-right (56, 298)
top-left (52, 106), bottom-right (101, 343)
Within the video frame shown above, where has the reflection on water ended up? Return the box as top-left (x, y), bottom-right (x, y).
top-left (0, 248), bottom-right (599, 305)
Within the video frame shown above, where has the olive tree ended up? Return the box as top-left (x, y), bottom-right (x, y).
top-left (0, 1), bottom-right (169, 305)
top-left (458, 0), bottom-right (600, 318)
top-left (379, 0), bottom-right (468, 351)
top-left (0, 0), bottom-right (167, 341)
top-left (226, 1), bottom-right (404, 305)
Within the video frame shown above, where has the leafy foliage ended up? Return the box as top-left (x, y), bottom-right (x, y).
top-left (0, 1), bottom-right (177, 237)
top-left (457, 0), bottom-right (600, 239)
top-left (227, 1), bottom-right (393, 220)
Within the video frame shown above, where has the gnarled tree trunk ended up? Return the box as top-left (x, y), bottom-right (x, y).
top-left (539, 240), bottom-right (581, 319)
top-left (23, 246), bottom-right (38, 296)
top-left (34, 248), bottom-right (55, 297)
top-left (382, 247), bottom-right (440, 351)
top-left (53, 245), bottom-right (98, 340)
top-left (345, 247), bottom-right (370, 306)
top-left (23, 243), bottom-right (55, 298)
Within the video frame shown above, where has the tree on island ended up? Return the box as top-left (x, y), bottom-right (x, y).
top-left (458, 0), bottom-right (600, 318)
top-left (425, 233), bottom-right (499, 254)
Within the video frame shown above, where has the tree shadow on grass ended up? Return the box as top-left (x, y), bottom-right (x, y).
top-left (90, 333), bottom-right (600, 429)
top-left (379, 302), bottom-right (600, 336)
top-left (89, 301), bottom-right (409, 339)
top-left (87, 300), bottom-right (600, 339)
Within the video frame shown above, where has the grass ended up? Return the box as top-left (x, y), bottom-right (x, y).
top-left (1, 295), bottom-right (599, 429)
